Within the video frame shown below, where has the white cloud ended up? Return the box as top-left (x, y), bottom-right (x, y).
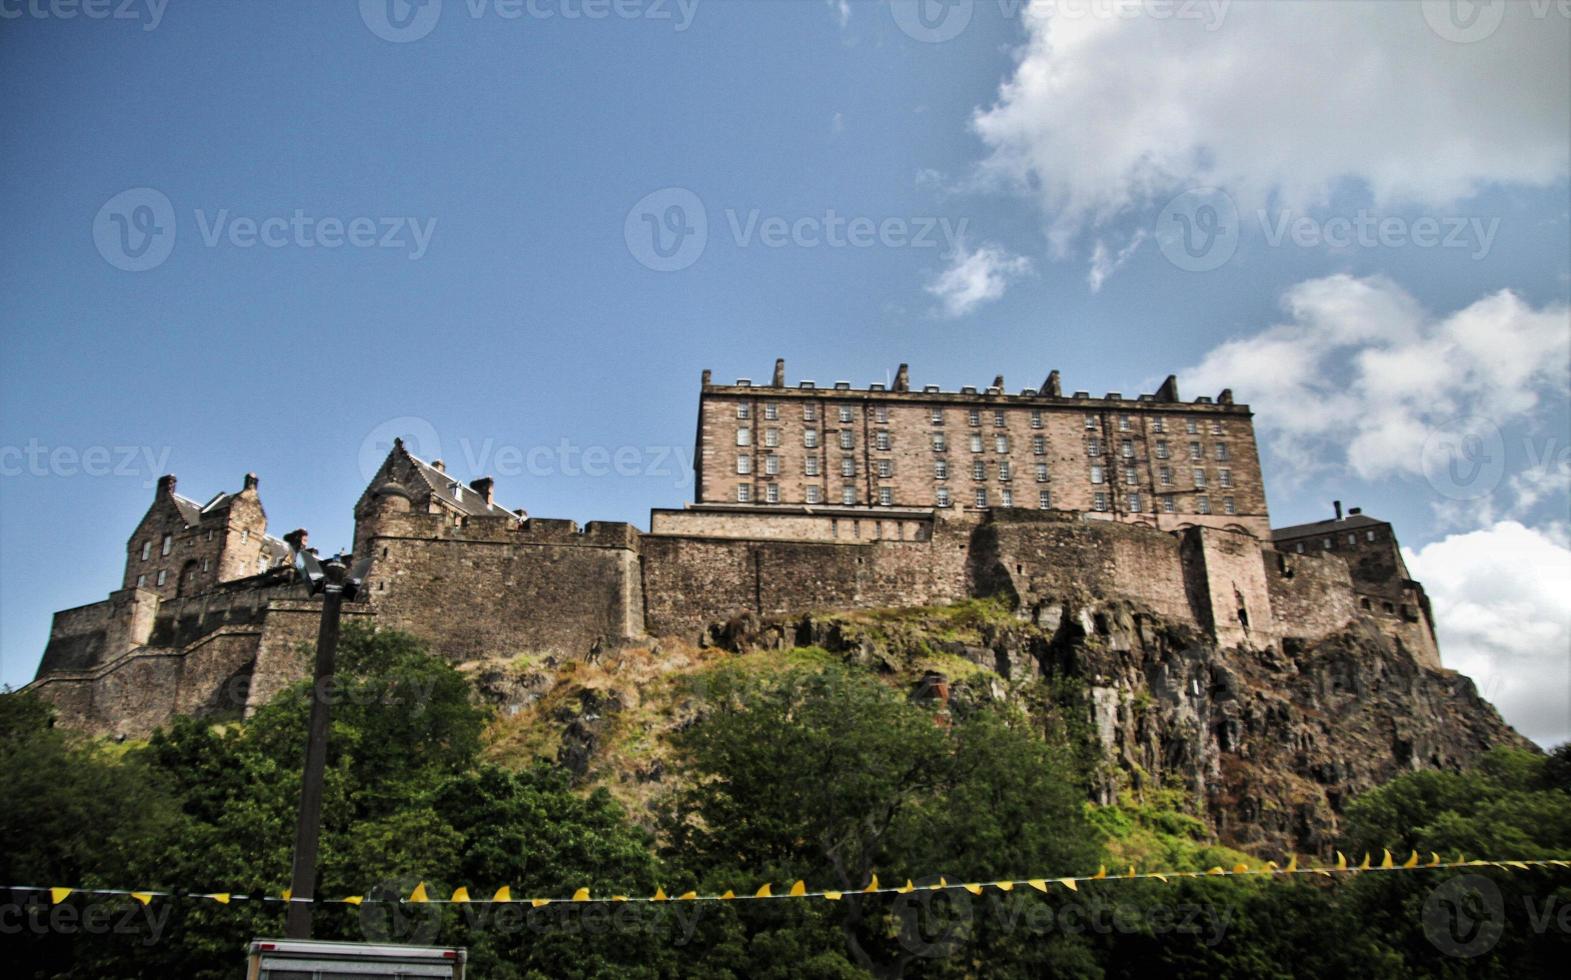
top-left (1183, 275), bottom-right (1570, 498)
top-left (1087, 230), bottom-right (1147, 292)
top-left (827, 0), bottom-right (850, 28)
top-left (1405, 522), bottom-right (1571, 747)
top-left (925, 242), bottom-right (1034, 317)
top-left (972, 0), bottom-right (1569, 256)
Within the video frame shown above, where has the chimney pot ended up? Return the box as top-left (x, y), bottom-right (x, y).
top-left (283, 528), bottom-right (309, 553)
top-left (431, 459), bottom-right (445, 473)
top-left (701, 369), bottom-right (713, 387)
top-left (1334, 500), bottom-right (1343, 521)
top-left (893, 363), bottom-right (910, 393)
top-left (469, 476), bottom-right (495, 505)
top-left (1042, 370), bottom-right (1062, 398)
top-left (772, 358), bottom-right (786, 387)
top-left (243, 472), bottom-right (259, 492)
top-left (156, 474), bottom-right (177, 496)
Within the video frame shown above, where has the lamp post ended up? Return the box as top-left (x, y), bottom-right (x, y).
top-left (284, 550), bottom-right (371, 940)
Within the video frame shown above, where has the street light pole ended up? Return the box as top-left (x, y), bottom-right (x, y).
top-left (285, 552), bottom-right (370, 940)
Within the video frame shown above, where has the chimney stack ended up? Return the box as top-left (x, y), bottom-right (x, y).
top-left (1218, 388), bottom-right (1234, 405)
top-left (156, 474), bottom-right (177, 496)
top-left (469, 476), bottom-right (495, 506)
top-left (243, 472), bottom-right (259, 492)
top-left (1042, 370), bottom-right (1062, 398)
top-left (893, 363), bottom-right (910, 392)
top-left (1156, 375), bottom-right (1180, 403)
top-left (992, 374), bottom-right (1005, 391)
top-left (772, 358), bottom-right (786, 387)
top-left (431, 459), bottom-right (445, 473)
top-left (1334, 500), bottom-right (1343, 521)
top-left (701, 369), bottom-right (712, 387)
top-left (283, 529), bottom-right (309, 554)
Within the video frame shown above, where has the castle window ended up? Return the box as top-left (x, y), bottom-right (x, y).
top-left (1038, 490), bottom-right (1051, 509)
top-left (842, 485), bottom-right (857, 506)
top-left (136, 574), bottom-right (147, 588)
top-left (205, 529), bottom-right (213, 541)
top-left (968, 409), bottom-right (981, 427)
top-left (1120, 439), bottom-right (1134, 458)
top-left (1119, 415), bottom-right (1132, 431)
top-left (993, 410), bottom-right (1005, 427)
top-left (766, 484), bottom-right (780, 504)
top-left (1186, 419), bottom-right (1199, 434)
top-left (935, 460), bottom-right (949, 480)
top-left (936, 488), bottom-right (952, 508)
top-left (842, 456), bottom-right (856, 477)
top-left (1347, 533), bottom-right (1357, 545)
top-left (203, 558), bottom-right (211, 571)
top-left (931, 407), bottom-right (944, 425)
top-left (1084, 415), bottom-right (1097, 430)
top-left (875, 405), bottom-right (889, 423)
top-left (1192, 468), bottom-right (1206, 487)
top-left (806, 485), bottom-right (822, 504)
top-left (765, 455), bottom-right (780, 475)
top-left (140, 540), bottom-right (151, 561)
top-left (932, 433), bottom-right (947, 452)
top-left (1296, 542), bottom-right (1304, 553)
top-left (764, 428), bottom-right (780, 448)
top-left (1211, 420), bottom-right (1224, 435)
top-left (879, 487), bottom-right (893, 506)
top-left (1087, 438), bottom-right (1102, 456)
top-left (804, 403), bottom-right (818, 421)
top-left (1031, 409), bottom-right (1043, 429)
top-left (1128, 492), bottom-right (1141, 512)
top-left (1159, 466), bottom-right (1172, 485)
top-left (839, 405), bottom-right (853, 423)
top-left (1224, 497), bottom-right (1237, 515)
top-left (805, 456), bottom-right (820, 476)
top-left (876, 431), bottom-right (891, 451)
top-left (1092, 492), bottom-right (1108, 512)
top-left (1367, 529), bottom-right (1377, 542)
top-left (839, 430), bottom-right (854, 450)
top-left (1219, 468), bottom-right (1233, 488)
top-left (969, 434), bottom-right (983, 453)
top-left (764, 402), bottom-right (778, 420)
top-left (161, 533), bottom-right (173, 556)
top-left (973, 461), bottom-right (986, 481)
top-left (999, 461), bottom-right (1012, 481)
top-left (1153, 417), bottom-right (1166, 433)
top-left (1032, 435), bottom-right (1045, 454)
top-left (804, 430), bottom-right (819, 449)
top-left (1189, 441), bottom-right (1202, 460)
top-left (1155, 441), bottom-right (1169, 459)
top-left (1196, 495), bottom-right (1211, 515)
top-left (736, 428), bottom-right (751, 447)
top-left (737, 485), bottom-right (751, 502)
top-left (995, 435), bottom-right (1009, 453)
top-left (736, 403), bottom-right (750, 420)
top-left (877, 460), bottom-right (893, 478)
top-left (156, 569), bottom-right (167, 586)
top-left (976, 488), bottom-right (989, 508)
top-left (1162, 497), bottom-right (1176, 514)
top-left (1090, 464), bottom-right (1105, 484)
top-left (1323, 538), bottom-right (1332, 549)
top-left (1124, 468), bottom-right (1138, 485)
top-left (1000, 488), bottom-right (1014, 507)
top-left (737, 455), bottom-right (752, 475)
top-left (1035, 463), bottom-right (1049, 482)
top-left (1215, 443), bottom-right (1230, 461)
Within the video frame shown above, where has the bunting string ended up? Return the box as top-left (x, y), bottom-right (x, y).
top-left (11, 851), bottom-right (1570, 908)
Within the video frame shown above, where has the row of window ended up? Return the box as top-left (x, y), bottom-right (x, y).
top-left (734, 452), bottom-right (1233, 491)
top-left (735, 401), bottom-right (1228, 437)
top-left (739, 427), bottom-right (1231, 463)
top-left (1290, 529), bottom-right (1380, 553)
top-left (734, 482), bottom-right (1237, 515)
top-left (137, 527), bottom-right (245, 561)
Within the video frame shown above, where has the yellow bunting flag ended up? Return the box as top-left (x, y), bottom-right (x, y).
top-left (1206, 867), bottom-right (1225, 876)
top-left (1358, 853), bottom-right (1372, 872)
top-left (1403, 851), bottom-right (1419, 870)
top-left (898, 880), bottom-right (915, 894)
top-left (409, 883), bottom-right (428, 904)
top-left (1127, 866), bottom-right (1138, 879)
top-left (492, 886), bottom-right (512, 903)
top-left (450, 887), bottom-right (470, 904)
top-left (789, 881), bottom-right (806, 897)
top-left (1093, 865), bottom-right (1108, 880)
top-left (1335, 852), bottom-right (1348, 872)
top-left (572, 888), bottom-right (590, 903)
top-left (205, 893), bottom-right (231, 905)
top-left (1265, 862), bottom-right (1279, 874)
top-left (652, 887), bottom-right (668, 902)
top-left (1429, 853), bottom-right (1441, 868)
top-left (863, 875), bottom-right (879, 893)
top-left (720, 890), bottom-right (735, 900)
top-left (824, 891), bottom-right (842, 901)
top-left (1059, 878), bottom-right (1078, 892)
top-left (1505, 861), bottom-right (1530, 871)
top-left (927, 876), bottom-right (947, 891)
top-left (1380, 850), bottom-right (1394, 870)
top-left (343, 897), bottom-right (363, 906)
top-left (755, 883), bottom-right (772, 899)
top-left (1152, 874), bottom-right (1168, 883)
top-left (613, 895), bottom-right (628, 902)
top-left (531, 899), bottom-right (551, 909)
top-left (1232, 864), bottom-right (1250, 874)
top-left (130, 892), bottom-right (154, 906)
top-left (678, 891), bottom-right (697, 900)
top-left (49, 888), bottom-right (72, 904)
top-left (1027, 879), bottom-right (1047, 893)
top-left (996, 881), bottom-right (1014, 892)
top-left (282, 889), bottom-right (292, 902)
top-left (962, 884), bottom-right (983, 896)
top-left (1286, 854), bottom-right (1298, 873)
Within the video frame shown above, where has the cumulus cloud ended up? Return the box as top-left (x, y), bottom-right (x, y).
top-left (1404, 522), bottom-right (1571, 747)
top-left (1087, 230), bottom-right (1147, 292)
top-left (1182, 275), bottom-right (1570, 496)
top-left (972, 0), bottom-right (1570, 256)
top-left (925, 241), bottom-right (1034, 317)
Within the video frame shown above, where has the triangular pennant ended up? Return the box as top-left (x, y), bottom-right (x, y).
top-left (652, 887), bottom-right (668, 902)
top-left (1402, 851), bottom-right (1419, 869)
top-left (1429, 852), bottom-right (1441, 868)
top-left (898, 880), bottom-right (915, 894)
top-left (995, 881), bottom-right (1014, 892)
top-left (862, 874), bottom-right (879, 893)
top-left (1380, 850), bottom-right (1394, 870)
top-left (720, 890), bottom-right (735, 900)
top-left (789, 881), bottom-right (806, 897)
top-left (755, 883), bottom-right (772, 898)
top-left (451, 887), bottom-right (470, 903)
top-left (1027, 879), bottom-right (1048, 893)
top-left (962, 883), bottom-right (983, 895)
top-left (1358, 853), bottom-right (1372, 872)
top-left (409, 882), bottom-right (428, 904)
top-left (1152, 874), bottom-right (1168, 883)
top-left (1093, 865), bottom-right (1107, 880)
top-left (206, 893), bottom-right (231, 905)
top-left (49, 888), bottom-right (72, 904)
top-left (1335, 852), bottom-right (1348, 871)
top-left (343, 896), bottom-right (363, 906)
top-left (572, 888), bottom-right (590, 902)
top-left (678, 891), bottom-right (698, 900)
top-left (1286, 854), bottom-right (1298, 873)
top-left (1206, 867), bottom-right (1225, 876)
top-left (612, 896), bottom-right (629, 902)
top-left (492, 886), bottom-right (512, 903)
top-left (531, 898), bottom-right (551, 908)
top-left (1232, 863), bottom-right (1250, 874)
top-left (823, 891), bottom-right (842, 901)
top-left (282, 888), bottom-right (293, 902)
top-left (1059, 878), bottom-right (1078, 891)
top-left (130, 892), bottom-right (154, 906)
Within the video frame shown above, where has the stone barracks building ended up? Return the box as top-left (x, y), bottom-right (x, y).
top-left (24, 362), bottom-right (1440, 734)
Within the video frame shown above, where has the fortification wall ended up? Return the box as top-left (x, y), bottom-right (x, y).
top-left (649, 507), bottom-right (933, 543)
top-left (1181, 526), bottom-right (1276, 647)
top-left (1264, 547), bottom-right (1360, 642)
top-left (360, 512), bottom-right (643, 662)
top-left (38, 588), bottom-right (160, 675)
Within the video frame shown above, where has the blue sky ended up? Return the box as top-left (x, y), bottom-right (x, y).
top-left (2, 1), bottom-right (1567, 741)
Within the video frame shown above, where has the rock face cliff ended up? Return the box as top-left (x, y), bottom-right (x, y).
top-left (480, 596), bottom-right (1530, 858)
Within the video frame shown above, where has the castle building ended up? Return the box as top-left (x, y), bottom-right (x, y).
top-left (23, 362), bottom-right (1443, 735)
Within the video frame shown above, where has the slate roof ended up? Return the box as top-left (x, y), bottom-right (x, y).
top-left (403, 449), bottom-right (520, 519)
top-left (1270, 513), bottom-right (1386, 541)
